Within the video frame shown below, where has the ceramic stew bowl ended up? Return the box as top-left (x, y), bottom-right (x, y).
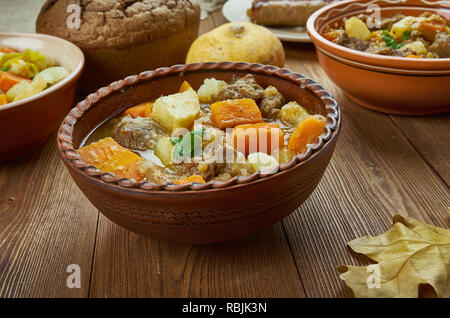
top-left (307, 0), bottom-right (450, 115)
top-left (58, 62), bottom-right (341, 244)
top-left (0, 32), bottom-right (84, 163)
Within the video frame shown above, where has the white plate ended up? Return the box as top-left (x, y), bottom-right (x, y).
top-left (222, 0), bottom-right (311, 43)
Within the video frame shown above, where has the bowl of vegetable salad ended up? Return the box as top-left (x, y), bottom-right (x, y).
top-left (0, 32), bottom-right (84, 162)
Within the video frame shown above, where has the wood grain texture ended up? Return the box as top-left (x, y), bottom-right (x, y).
top-left (282, 43), bottom-right (450, 297)
top-left (0, 134), bottom-right (98, 297)
top-left (389, 114), bottom-right (450, 186)
top-left (0, 9), bottom-right (448, 299)
top-left (89, 215), bottom-right (305, 298)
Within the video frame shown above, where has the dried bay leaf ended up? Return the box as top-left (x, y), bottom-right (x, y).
top-left (338, 215), bottom-right (450, 298)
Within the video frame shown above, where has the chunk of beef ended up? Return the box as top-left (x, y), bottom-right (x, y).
top-left (429, 31), bottom-right (450, 58)
top-left (365, 42), bottom-right (393, 55)
top-left (343, 37), bottom-right (370, 51)
top-left (410, 30), bottom-right (424, 41)
top-left (197, 135), bottom-right (253, 181)
top-left (334, 29), bottom-right (347, 45)
top-left (260, 86), bottom-right (285, 118)
top-left (113, 116), bottom-right (166, 151)
top-left (140, 161), bottom-right (198, 184)
top-left (216, 74), bottom-right (264, 101)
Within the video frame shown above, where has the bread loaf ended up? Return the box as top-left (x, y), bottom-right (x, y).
top-left (36, 0), bottom-right (200, 93)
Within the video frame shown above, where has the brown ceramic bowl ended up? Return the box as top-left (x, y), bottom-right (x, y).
top-left (0, 32), bottom-right (84, 163)
top-left (307, 0), bottom-right (450, 115)
top-left (57, 62), bottom-right (341, 244)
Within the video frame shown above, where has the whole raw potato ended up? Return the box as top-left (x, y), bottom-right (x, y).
top-left (186, 22), bottom-right (285, 67)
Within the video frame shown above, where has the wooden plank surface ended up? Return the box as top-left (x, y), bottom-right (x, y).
top-left (0, 134), bottom-right (99, 297)
top-left (389, 114), bottom-right (450, 186)
top-left (282, 44), bottom-right (449, 297)
top-left (88, 12), bottom-right (306, 298)
top-left (89, 215), bottom-right (305, 298)
top-left (0, 8), bottom-right (448, 298)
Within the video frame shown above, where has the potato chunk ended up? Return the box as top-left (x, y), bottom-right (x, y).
top-left (401, 41), bottom-right (427, 55)
top-left (197, 78), bottom-right (227, 103)
top-left (280, 102), bottom-right (310, 125)
top-left (271, 147), bottom-right (296, 164)
top-left (345, 17), bottom-right (371, 41)
top-left (210, 98), bottom-right (263, 129)
top-left (155, 136), bottom-right (174, 167)
top-left (152, 89), bottom-right (200, 132)
top-left (391, 16), bottom-right (425, 38)
top-left (248, 152), bottom-right (279, 173)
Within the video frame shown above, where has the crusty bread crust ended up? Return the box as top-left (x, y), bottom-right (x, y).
top-left (80, 25), bottom-right (199, 92)
top-left (247, 0), bottom-right (331, 27)
top-left (36, 0), bottom-right (200, 49)
top-left (36, 0), bottom-right (200, 93)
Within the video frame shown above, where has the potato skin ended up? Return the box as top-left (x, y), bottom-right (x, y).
top-left (186, 22), bottom-right (285, 68)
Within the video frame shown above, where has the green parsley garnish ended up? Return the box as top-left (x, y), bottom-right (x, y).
top-left (382, 30), bottom-right (404, 49)
top-left (402, 31), bottom-right (411, 41)
top-left (171, 128), bottom-right (205, 161)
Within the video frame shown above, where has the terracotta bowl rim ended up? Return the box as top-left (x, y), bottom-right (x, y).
top-left (306, 0), bottom-right (450, 72)
top-left (57, 62), bottom-right (341, 192)
top-left (0, 32), bottom-right (85, 112)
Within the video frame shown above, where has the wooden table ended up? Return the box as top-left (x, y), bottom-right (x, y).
top-left (0, 10), bottom-right (449, 298)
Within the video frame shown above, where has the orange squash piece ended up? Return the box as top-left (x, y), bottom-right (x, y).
top-left (210, 99), bottom-right (263, 129)
top-left (179, 81), bottom-right (193, 93)
top-left (288, 115), bottom-right (327, 154)
top-left (0, 72), bottom-right (30, 92)
top-left (78, 137), bottom-right (144, 181)
top-left (123, 103), bottom-right (148, 118)
top-left (174, 175), bottom-right (206, 185)
top-left (0, 94), bottom-right (8, 105)
top-left (229, 123), bottom-right (285, 155)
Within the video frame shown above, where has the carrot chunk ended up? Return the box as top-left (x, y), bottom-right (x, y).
top-left (179, 81), bottom-right (193, 93)
top-left (0, 94), bottom-right (8, 105)
top-left (288, 115), bottom-right (327, 154)
top-left (0, 47), bottom-right (18, 54)
top-left (210, 99), bottom-right (263, 129)
top-left (0, 72), bottom-right (30, 92)
top-left (229, 123), bottom-right (284, 155)
top-left (174, 175), bottom-right (206, 185)
top-left (124, 103), bottom-right (150, 118)
top-left (78, 137), bottom-right (144, 181)
top-left (419, 20), bottom-right (446, 41)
